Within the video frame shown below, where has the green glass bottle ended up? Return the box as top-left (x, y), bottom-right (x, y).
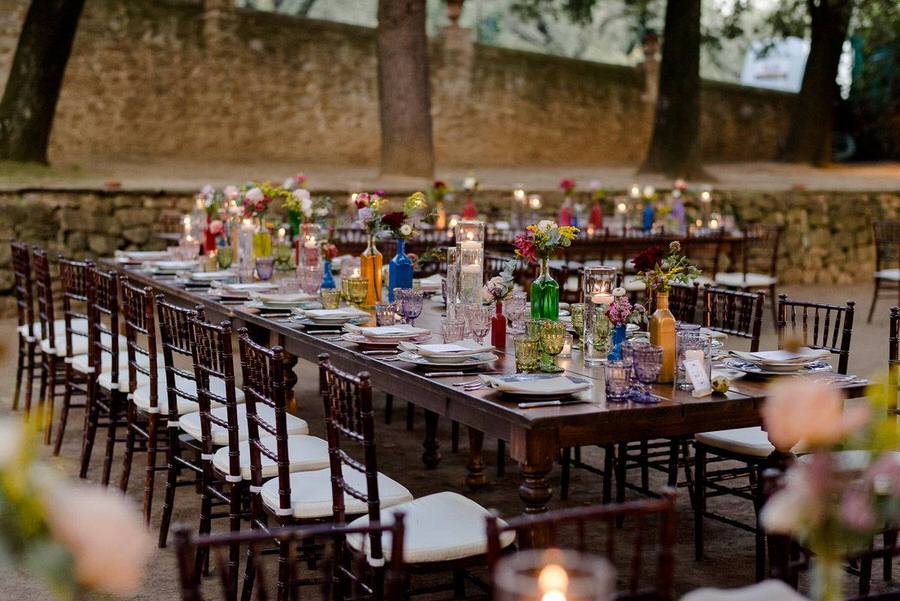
top-left (530, 257), bottom-right (559, 320)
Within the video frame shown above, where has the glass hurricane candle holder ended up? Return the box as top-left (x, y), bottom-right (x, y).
top-left (346, 277), bottom-right (369, 308)
top-left (570, 303), bottom-right (585, 349)
top-left (631, 344), bottom-right (663, 403)
top-left (513, 337), bottom-right (541, 373)
top-left (445, 247), bottom-right (460, 319)
top-left (374, 303), bottom-right (397, 326)
top-left (582, 266), bottom-right (617, 366)
top-left (455, 221), bottom-right (484, 305)
top-left (676, 330), bottom-right (712, 392)
top-left (493, 549), bottom-right (615, 601)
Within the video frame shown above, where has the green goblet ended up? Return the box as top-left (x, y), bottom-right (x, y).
top-left (539, 320), bottom-right (567, 373)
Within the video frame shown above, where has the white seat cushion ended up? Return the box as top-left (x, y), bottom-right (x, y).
top-left (681, 579), bottom-right (808, 601)
top-left (623, 275), bottom-right (646, 292)
top-left (714, 272), bottom-right (776, 288)
top-left (70, 341), bottom-right (134, 375)
top-left (213, 435), bottom-right (329, 480)
top-left (874, 268), bottom-right (900, 281)
top-left (131, 374), bottom-right (231, 415)
top-left (260, 467), bottom-right (413, 519)
top-left (347, 492), bottom-right (516, 563)
top-left (179, 402), bottom-right (301, 446)
top-left (695, 427), bottom-right (775, 458)
top-left (96, 361), bottom-right (166, 391)
top-left (18, 318), bottom-right (75, 343)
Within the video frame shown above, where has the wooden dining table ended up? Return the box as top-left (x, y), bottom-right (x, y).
top-left (102, 260), bottom-right (869, 519)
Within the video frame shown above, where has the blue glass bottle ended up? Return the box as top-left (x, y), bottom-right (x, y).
top-left (608, 324), bottom-right (627, 361)
top-left (388, 239), bottom-right (414, 302)
top-left (321, 260), bottom-right (336, 289)
top-left (642, 203), bottom-right (655, 232)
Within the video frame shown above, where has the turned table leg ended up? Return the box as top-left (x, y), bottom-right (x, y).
top-left (465, 427), bottom-right (487, 490)
top-left (511, 428), bottom-right (559, 545)
top-left (421, 410), bottom-right (442, 469)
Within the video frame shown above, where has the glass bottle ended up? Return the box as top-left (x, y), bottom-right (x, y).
top-left (530, 257), bottom-right (559, 320)
top-left (360, 235), bottom-right (383, 308)
top-left (649, 291), bottom-right (676, 383)
top-left (388, 238), bottom-right (413, 303)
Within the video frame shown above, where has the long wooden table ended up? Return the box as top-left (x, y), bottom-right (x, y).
top-left (105, 261), bottom-right (868, 516)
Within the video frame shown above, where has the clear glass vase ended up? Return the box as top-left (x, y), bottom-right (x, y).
top-left (530, 258), bottom-right (559, 321)
top-left (359, 235), bottom-right (383, 308)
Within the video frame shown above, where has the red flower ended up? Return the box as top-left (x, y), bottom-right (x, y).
top-left (513, 234), bottom-right (538, 264)
top-left (632, 244), bottom-right (666, 273)
top-left (559, 178), bottom-right (576, 192)
top-left (380, 211), bottom-right (406, 231)
top-left (433, 180), bottom-right (447, 189)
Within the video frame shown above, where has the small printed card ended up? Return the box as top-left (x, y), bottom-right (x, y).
top-left (684, 358), bottom-right (712, 398)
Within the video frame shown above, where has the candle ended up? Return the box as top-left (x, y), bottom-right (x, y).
top-left (700, 190), bottom-right (712, 203)
top-left (685, 349), bottom-right (705, 364)
top-left (303, 236), bottom-right (317, 249)
top-left (559, 334), bottom-right (573, 358)
top-left (616, 202), bottom-right (627, 214)
top-left (352, 267), bottom-right (360, 278)
top-left (277, 227), bottom-right (286, 242)
top-left (629, 184), bottom-right (640, 199)
top-left (513, 188), bottom-right (526, 202)
top-left (591, 293), bottom-right (613, 305)
top-left (538, 564), bottom-right (569, 601)
top-left (528, 195), bottom-right (542, 210)
top-left (709, 218), bottom-right (720, 230)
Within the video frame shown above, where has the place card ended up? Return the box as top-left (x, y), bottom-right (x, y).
top-left (684, 358), bottom-right (712, 398)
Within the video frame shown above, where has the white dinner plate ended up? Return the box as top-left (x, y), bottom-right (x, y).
top-left (396, 351), bottom-right (499, 370)
top-left (482, 374), bottom-right (592, 399)
top-left (724, 358), bottom-right (832, 377)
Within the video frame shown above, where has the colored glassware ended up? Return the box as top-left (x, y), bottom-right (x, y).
top-left (530, 257), bottom-right (559, 320)
top-left (388, 239), bottom-right (414, 303)
top-left (359, 236), bottom-right (383, 308)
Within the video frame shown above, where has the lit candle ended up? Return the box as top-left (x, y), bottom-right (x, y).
top-left (528, 195), bottom-right (542, 210)
top-left (700, 190), bottom-right (712, 203)
top-left (513, 188), bottom-right (526, 202)
top-left (352, 267), bottom-right (360, 278)
top-left (538, 564), bottom-right (569, 601)
top-left (559, 334), bottom-right (573, 358)
top-left (591, 292), bottom-right (613, 305)
top-left (630, 184), bottom-right (640, 199)
top-left (709, 218), bottom-right (720, 230)
top-left (277, 227), bottom-right (286, 243)
top-left (616, 202), bottom-right (628, 214)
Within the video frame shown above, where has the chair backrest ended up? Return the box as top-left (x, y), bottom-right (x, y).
top-left (157, 296), bottom-right (203, 424)
top-left (119, 277), bottom-right (160, 401)
top-left (776, 295), bottom-right (855, 375)
top-left (32, 247), bottom-right (56, 344)
top-left (873, 221), bottom-right (900, 273)
top-left (236, 329), bottom-right (294, 516)
top-left (485, 492), bottom-right (677, 601)
top-left (890, 307), bottom-right (899, 415)
top-left (683, 231), bottom-right (723, 279)
top-left (87, 266), bottom-right (122, 385)
top-left (172, 517), bottom-right (407, 601)
top-left (703, 285), bottom-right (764, 352)
top-left (188, 316), bottom-right (241, 482)
top-left (739, 224), bottom-right (782, 278)
top-left (59, 256), bottom-right (93, 360)
top-left (318, 353), bottom-right (384, 560)
top-left (11, 242), bottom-right (34, 335)
top-left (668, 282), bottom-right (700, 324)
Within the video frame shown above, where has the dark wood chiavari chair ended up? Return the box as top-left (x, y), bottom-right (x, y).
top-left (52, 256), bottom-right (94, 455)
top-left (485, 492), bottom-right (677, 601)
top-left (868, 221), bottom-right (900, 323)
top-left (318, 352), bottom-right (513, 600)
top-left (11, 242), bottom-right (39, 414)
top-left (668, 282), bottom-right (701, 324)
top-left (683, 230), bottom-right (724, 284)
top-left (79, 265), bottom-right (128, 482)
top-left (32, 248), bottom-right (69, 443)
top-left (703, 285), bottom-right (764, 351)
top-left (713, 224), bottom-right (782, 322)
top-left (777, 295), bottom-right (855, 375)
top-left (173, 517), bottom-right (408, 601)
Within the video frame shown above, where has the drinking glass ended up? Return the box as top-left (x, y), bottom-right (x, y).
top-left (503, 290), bottom-right (527, 334)
top-left (466, 305), bottom-right (493, 344)
top-left (398, 288), bottom-right (425, 326)
top-left (605, 360), bottom-right (633, 403)
top-left (375, 303), bottom-right (397, 326)
top-left (278, 277), bottom-right (302, 294)
top-left (441, 317), bottom-right (467, 343)
top-left (513, 337), bottom-right (541, 373)
top-left (570, 303), bottom-right (585, 348)
top-left (298, 264), bottom-right (324, 295)
top-left (676, 330), bottom-right (712, 391)
top-left (539, 320), bottom-right (567, 372)
top-left (582, 266), bottom-right (617, 366)
top-left (321, 289), bottom-right (342, 310)
top-left (255, 257), bottom-right (274, 281)
top-left (525, 319), bottom-right (544, 342)
top-left (216, 247), bottom-right (233, 270)
top-left (346, 277), bottom-right (368, 308)
top-left (631, 344), bottom-right (663, 403)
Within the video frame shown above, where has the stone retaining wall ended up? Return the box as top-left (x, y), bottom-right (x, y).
top-left (0, 188), bottom-right (897, 316)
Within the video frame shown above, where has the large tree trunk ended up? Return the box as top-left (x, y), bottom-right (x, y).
top-left (376, 0), bottom-right (435, 178)
top-left (780, 0), bottom-right (853, 165)
top-left (638, 0), bottom-right (709, 179)
top-left (0, 0), bottom-right (86, 164)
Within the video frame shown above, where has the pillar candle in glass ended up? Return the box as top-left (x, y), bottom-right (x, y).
top-left (493, 549), bottom-right (615, 601)
top-left (582, 266), bottom-right (617, 366)
top-left (445, 247), bottom-right (460, 320)
top-left (455, 220), bottom-right (485, 305)
top-left (298, 223), bottom-right (321, 268)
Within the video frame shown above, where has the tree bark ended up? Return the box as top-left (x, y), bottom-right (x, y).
top-left (638, 0), bottom-right (710, 180)
top-left (376, 0), bottom-right (435, 178)
top-left (780, 0), bottom-right (853, 166)
top-left (0, 0), bottom-right (86, 164)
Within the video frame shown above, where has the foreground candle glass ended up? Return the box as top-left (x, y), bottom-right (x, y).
top-left (346, 277), bottom-right (369, 308)
top-left (604, 360), bottom-right (632, 402)
top-left (504, 290), bottom-right (527, 334)
top-left (455, 220), bottom-right (485, 304)
top-left (216, 247), bottom-right (233, 270)
top-left (321, 289), bottom-right (342, 310)
top-left (676, 330), bottom-right (712, 391)
top-left (255, 257), bottom-right (274, 281)
top-left (559, 333), bottom-right (573, 358)
top-left (396, 288), bottom-right (425, 326)
top-left (374, 303), bottom-right (396, 326)
top-left (493, 549), bottom-right (615, 601)
top-left (582, 266), bottom-right (617, 366)
top-left (514, 337), bottom-right (541, 373)
top-left (441, 317), bottom-right (467, 343)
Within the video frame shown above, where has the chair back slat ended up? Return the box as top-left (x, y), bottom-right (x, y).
top-left (318, 353), bottom-right (383, 562)
top-left (873, 221), bottom-right (900, 273)
top-left (668, 282), bottom-right (700, 324)
top-left (119, 278), bottom-right (159, 401)
top-left (189, 317), bottom-right (240, 480)
top-left (683, 230), bottom-right (724, 279)
top-left (703, 285), bottom-right (764, 351)
top-left (32, 248), bottom-right (56, 344)
top-left (172, 516), bottom-right (407, 601)
top-left (157, 297), bottom-right (202, 423)
top-left (739, 224), bottom-right (782, 278)
top-left (88, 267), bottom-right (122, 385)
top-left (776, 295), bottom-right (855, 374)
top-left (485, 492), bottom-right (677, 601)
top-left (11, 242), bottom-right (34, 334)
top-left (59, 257), bottom-right (93, 359)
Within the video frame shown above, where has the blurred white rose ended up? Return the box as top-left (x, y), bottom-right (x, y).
top-left (245, 187), bottom-right (264, 203)
top-left (537, 220), bottom-right (556, 233)
top-left (223, 185), bottom-right (239, 200)
top-left (400, 224), bottom-right (412, 236)
top-left (0, 418), bottom-right (24, 468)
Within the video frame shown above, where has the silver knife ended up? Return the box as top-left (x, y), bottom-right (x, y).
top-left (518, 399), bottom-right (587, 409)
top-left (425, 371), bottom-right (501, 378)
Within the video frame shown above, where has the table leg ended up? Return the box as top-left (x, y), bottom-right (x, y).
top-left (511, 428), bottom-right (558, 517)
top-left (421, 410), bottom-right (442, 469)
top-left (465, 427), bottom-right (487, 490)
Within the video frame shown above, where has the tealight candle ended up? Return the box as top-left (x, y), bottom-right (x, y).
top-left (559, 333), bottom-right (573, 358)
top-left (684, 349), bottom-right (705, 364)
top-left (591, 293), bottom-right (613, 305)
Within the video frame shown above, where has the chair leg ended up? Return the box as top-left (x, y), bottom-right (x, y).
top-left (142, 414), bottom-right (159, 524)
top-left (769, 284), bottom-right (777, 324)
top-left (859, 541), bottom-right (873, 596)
top-left (43, 354), bottom-right (58, 444)
top-left (80, 378), bottom-right (99, 479)
top-left (752, 466), bottom-right (766, 582)
top-left (405, 402), bottom-right (414, 431)
top-left (496, 440), bottom-right (506, 477)
top-left (451, 420), bottom-right (460, 453)
top-left (560, 447), bottom-right (571, 501)
top-left (35, 352), bottom-right (48, 421)
top-left (666, 439), bottom-right (680, 487)
top-left (53, 369), bottom-right (75, 456)
top-left (119, 403), bottom-right (137, 492)
top-left (158, 426), bottom-right (181, 548)
top-left (602, 445), bottom-right (614, 504)
top-left (24, 342), bottom-right (37, 415)
top-left (12, 337), bottom-right (24, 411)
top-left (195, 487), bottom-right (213, 579)
top-left (452, 567), bottom-right (466, 599)
top-left (101, 394), bottom-right (120, 487)
top-left (694, 444), bottom-right (707, 561)
top-left (868, 278), bottom-right (881, 323)
top-left (883, 530), bottom-right (896, 582)
top-left (384, 393), bottom-right (394, 424)
top-left (228, 482), bottom-right (244, 594)
top-left (640, 439), bottom-right (650, 492)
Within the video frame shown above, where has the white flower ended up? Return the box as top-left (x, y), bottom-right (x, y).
top-left (642, 185), bottom-right (656, 198)
top-left (463, 176), bottom-right (478, 191)
top-left (223, 185), bottom-right (239, 200)
top-left (537, 220), bottom-right (556, 233)
top-left (45, 481), bottom-right (154, 596)
top-left (316, 206), bottom-right (328, 217)
top-left (612, 287), bottom-right (626, 298)
top-left (291, 188), bottom-right (310, 202)
top-left (245, 187), bottom-right (264, 203)
top-left (399, 224), bottom-right (412, 236)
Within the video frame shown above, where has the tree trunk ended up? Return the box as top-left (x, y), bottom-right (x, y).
top-left (0, 0), bottom-right (86, 164)
top-left (780, 0), bottom-right (853, 166)
top-left (376, 0), bottom-right (435, 178)
top-left (638, 0), bottom-right (710, 180)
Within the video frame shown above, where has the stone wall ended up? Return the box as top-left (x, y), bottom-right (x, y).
top-left (0, 0), bottom-right (794, 167)
top-left (0, 188), bottom-right (897, 316)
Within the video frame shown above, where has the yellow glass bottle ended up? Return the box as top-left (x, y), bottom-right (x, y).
top-left (359, 236), bottom-right (383, 308)
top-left (649, 291), bottom-right (676, 383)
top-left (252, 218), bottom-right (272, 259)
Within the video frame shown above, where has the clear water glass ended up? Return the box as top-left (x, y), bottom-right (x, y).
top-left (513, 337), bottom-right (541, 373)
top-left (605, 360), bottom-right (633, 402)
top-left (375, 303), bottom-right (397, 326)
top-left (466, 305), bottom-right (493, 344)
top-left (632, 344), bottom-right (663, 403)
top-left (441, 317), bottom-right (467, 343)
top-left (298, 264), bottom-right (323, 295)
top-left (255, 257), bottom-right (274, 281)
top-left (504, 290), bottom-right (527, 334)
top-left (570, 302), bottom-right (585, 347)
top-left (676, 330), bottom-right (712, 391)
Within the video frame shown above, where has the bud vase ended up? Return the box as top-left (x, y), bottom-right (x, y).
top-left (649, 292), bottom-right (676, 383)
top-left (491, 300), bottom-right (506, 348)
top-left (608, 324), bottom-right (627, 361)
top-left (203, 215), bottom-right (217, 253)
top-left (252, 219), bottom-right (272, 259)
top-left (530, 258), bottom-right (559, 320)
top-left (321, 260), bottom-right (336, 289)
top-left (388, 239), bottom-right (413, 303)
top-left (359, 235), bottom-right (383, 308)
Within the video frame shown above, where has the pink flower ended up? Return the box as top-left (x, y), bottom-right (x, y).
top-left (355, 192), bottom-right (371, 209)
top-left (840, 488), bottom-right (876, 532)
top-left (208, 219), bottom-right (224, 235)
top-left (559, 178), bottom-right (576, 192)
top-left (761, 379), bottom-right (870, 451)
top-left (760, 464), bottom-right (823, 535)
top-left (513, 234), bottom-right (538, 264)
top-left (245, 187), bottom-right (264, 203)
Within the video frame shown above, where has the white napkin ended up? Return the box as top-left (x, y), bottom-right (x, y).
top-left (252, 291), bottom-right (317, 304)
top-left (344, 324), bottom-right (430, 339)
top-left (481, 375), bottom-right (591, 396)
top-left (399, 339), bottom-right (494, 357)
top-left (304, 308), bottom-right (369, 320)
top-left (731, 348), bottom-right (830, 365)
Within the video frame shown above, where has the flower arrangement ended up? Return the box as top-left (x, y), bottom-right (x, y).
top-left (0, 419), bottom-right (153, 598)
top-left (760, 379), bottom-right (900, 601)
top-left (605, 288), bottom-right (647, 326)
top-left (513, 220), bottom-right (580, 264)
top-left (633, 241), bottom-right (700, 293)
top-left (282, 173), bottom-right (307, 191)
top-left (320, 241), bottom-right (339, 262)
top-left (197, 184), bottom-right (223, 217)
top-left (354, 192), bottom-right (387, 237)
top-left (240, 185), bottom-right (274, 220)
top-left (560, 178), bottom-right (576, 197)
top-left (430, 180), bottom-right (452, 203)
top-left (379, 192), bottom-right (431, 241)
top-left (482, 259), bottom-right (517, 304)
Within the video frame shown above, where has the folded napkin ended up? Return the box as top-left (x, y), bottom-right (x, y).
top-left (480, 375), bottom-right (592, 395)
top-left (191, 270), bottom-right (235, 281)
top-left (251, 291), bottom-right (317, 304)
top-left (303, 307), bottom-right (369, 320)
top-left (344, 324), bottom-right (430, 338)
top-left (398, 339), bottom-right (494, 357)
top-left (730, 348), bottom-right (830, 365)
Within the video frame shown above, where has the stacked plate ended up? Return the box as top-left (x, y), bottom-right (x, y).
top-left (480, 374), bottom-right (592, 401)
top-left (249, 291), bottom-right (318, 310)
top-left (115, 250), bottom-right (171, 263)
top-left (395, 350), bottom-right (499, 370)
top-left (150, 260), bottom-right (199, 275)
top-left (398, 340), bottom-right (495, 364)
top-left (190, 270), bottom-right (236, 283)
top-left (726, 348), bottom-right (832, 376)
top-left (209, 282), bottom-right (278, 301)
top-left (415, 275), bottom-right (443, 294)
top-left (300, 308), bottom-right (371, 325)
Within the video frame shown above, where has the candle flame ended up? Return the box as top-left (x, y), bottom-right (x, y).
top-left (538, 564), bottom-right (569, 601)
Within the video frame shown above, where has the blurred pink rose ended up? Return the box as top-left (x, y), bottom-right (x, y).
top-left (45, 482), bottom-right (154, 596)
top-left (761, 378), bottom-right (870, 451)
top-left (840, 488), bottom-right (876, 532)
top-left (208, 220), bottom-right (224, 235)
